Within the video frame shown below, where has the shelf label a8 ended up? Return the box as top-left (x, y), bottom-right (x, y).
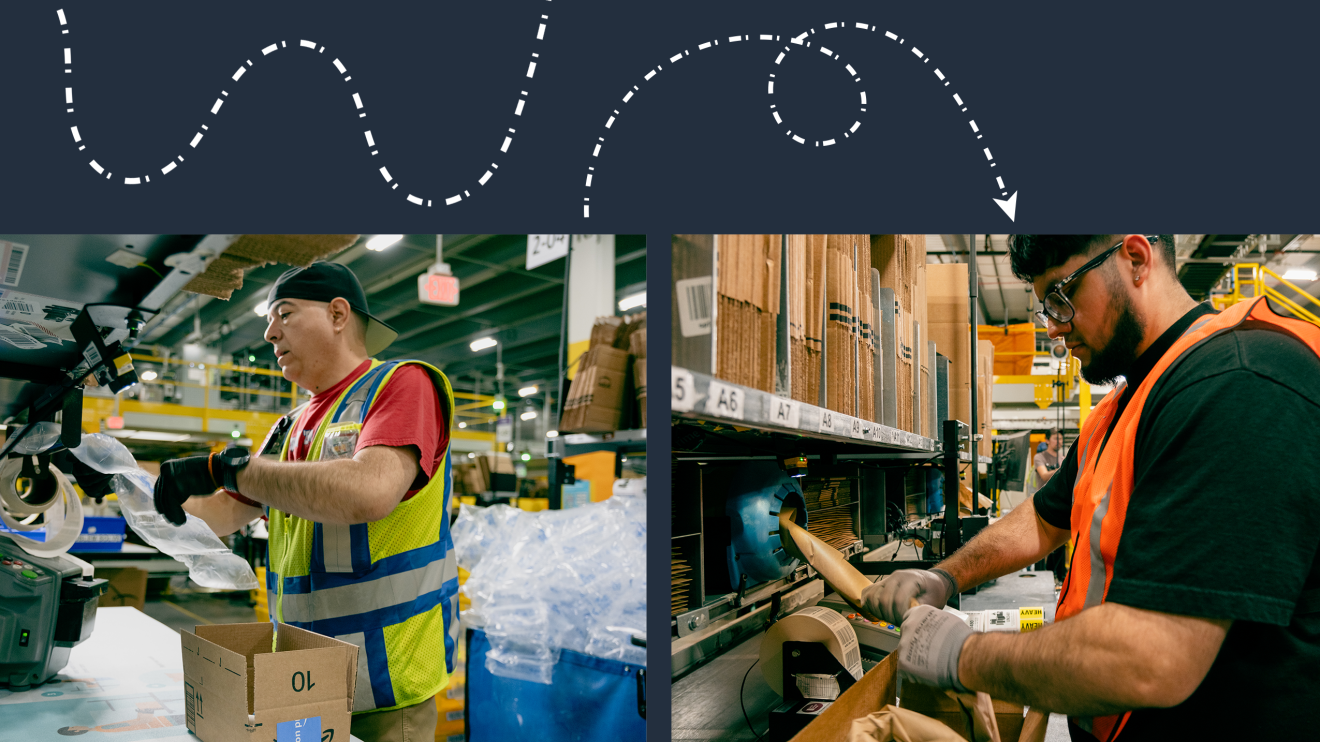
top-left (671, 367), bottom-right (697, 413)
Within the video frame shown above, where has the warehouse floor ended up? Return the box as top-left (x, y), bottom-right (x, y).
top-left (138, 576), bottom-right (261, 633)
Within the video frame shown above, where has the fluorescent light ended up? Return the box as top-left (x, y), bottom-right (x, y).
top-left (365, 234), bottom-right (403, 252)
top-left (492, 398), bottom-right (505, 411)
top-left (1282, 269), bottom-right (1318, 282)
top-left (141, 370), bottom-right (158, 381)
top-left (520, 410), bottom-right (537, 421)
top-left (467, 452), bottom-right (475, 459)
top-left (520, 452), bottom-right (531, 462)
top-left (545, 430), bottom-right (558, 438)
top-left (469, 337), bottom-right (497, 352)
top-left (458, 421), bottom-right (467, 429)
top-left (254, 300), bottom-right (269, 316)
top-left (618, 291), bottom-right (646, 311)
top-left (518, 385), bottom-right (538, 397)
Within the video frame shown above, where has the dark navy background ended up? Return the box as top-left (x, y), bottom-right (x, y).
top-left (4, 1), bottom-right (1317, 232)
top-left (3, 3), bottom-right (1319, 739)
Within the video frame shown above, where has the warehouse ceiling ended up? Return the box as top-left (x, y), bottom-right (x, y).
top-left (141, 235), bottom-right (646, 403)
top-left (928, 234), bottom-right (1320, 326)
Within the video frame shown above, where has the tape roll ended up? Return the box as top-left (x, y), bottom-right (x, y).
top-left (760, 605), bottom-right (864, 697)
top-left (0, 457), bottom-right (83, 558)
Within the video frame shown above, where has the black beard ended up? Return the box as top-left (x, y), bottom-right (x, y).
top-left (1080, 294), bottom-right (1145, 385)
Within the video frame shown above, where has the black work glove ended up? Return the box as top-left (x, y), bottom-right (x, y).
top-left (153, 455), bottom-right (219, 526)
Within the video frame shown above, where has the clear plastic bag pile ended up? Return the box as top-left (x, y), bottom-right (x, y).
top-left (70, 433), bottom-right (259, 590)
top-left (453, 477), bottom-right (646, 684)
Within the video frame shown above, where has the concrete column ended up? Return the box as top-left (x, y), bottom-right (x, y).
top-left (565, 234), bottom-right (615, 379)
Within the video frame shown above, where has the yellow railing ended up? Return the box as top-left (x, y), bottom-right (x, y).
top-left (1213, 264), bottom-right (1320, 326)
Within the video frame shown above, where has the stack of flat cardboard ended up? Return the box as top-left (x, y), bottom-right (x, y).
top-left (871, 235), bottom-right (927, 432)
top-left (824, 235), bottom-right (864, 415)
top-left (788, 235), bottom-right (828, 405)
top-left (977, 339), bottom-right (995, 459)
top-left (715, 234), bottom-right (781, 392)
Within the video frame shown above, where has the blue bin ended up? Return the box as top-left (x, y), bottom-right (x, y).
top-left (466, 628), bottom-right (646, 741)
top-left (0, 515), bottom-right (125, 551)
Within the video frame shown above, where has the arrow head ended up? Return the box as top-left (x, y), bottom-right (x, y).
top-left (993, 191), bottom-right (1018, 222)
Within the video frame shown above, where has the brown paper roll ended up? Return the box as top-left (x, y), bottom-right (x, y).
top-left (778, 506), bottom-right (880, 622)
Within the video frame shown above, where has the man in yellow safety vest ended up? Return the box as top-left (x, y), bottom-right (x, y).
top-left (153, 262), bottom-right (459, 742)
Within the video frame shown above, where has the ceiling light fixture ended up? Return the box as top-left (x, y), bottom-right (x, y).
top-left (141, 370), bottom-right (158, 381)
top-left (458, 421), bottom-right (467, 429)
top-left (520, 410), bottom-right (537, 421)
top-left (618, 291), bottom-right (646, 312)
top-left (469, 337), bottom-right (498, 352)
top-left (518, 385), bottom-right (537, 397)
top-left (365, 234), bottom-right (403, 252)
top-left (545, 430), bottom-right (558, 438)
top-left (254, 300), bottom-right (269, 316)
top-left (1282, 269), bottom-right (1318, 282)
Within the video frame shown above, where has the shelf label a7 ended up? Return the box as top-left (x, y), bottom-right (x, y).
top-left (671, 367), bottom-right (697, 413)
top-left (769, 397), bottom-right (801, 429)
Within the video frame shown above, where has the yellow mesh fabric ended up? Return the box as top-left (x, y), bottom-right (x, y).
top-left (381, 601), bottom-right (451, 710)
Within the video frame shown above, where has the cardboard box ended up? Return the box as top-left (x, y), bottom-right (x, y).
top-left (713, 235), bottom-right (781, 393)
top-left (97, 567), bottom-right (148, 610)
top-left (927, 263), bottom-right (970, 324)
top-left (181, 622), bottom-right (357, 742)
top-left (788, 651), bottom-right (1046, 742)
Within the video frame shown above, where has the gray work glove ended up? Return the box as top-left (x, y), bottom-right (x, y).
top-left (860, 568), bottom-right (959, 625)
top-left (897, 604), bottom-right (973, 691)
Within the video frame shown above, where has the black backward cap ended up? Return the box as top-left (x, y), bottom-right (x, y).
top-left (267, 262), bottom-right (398, 356)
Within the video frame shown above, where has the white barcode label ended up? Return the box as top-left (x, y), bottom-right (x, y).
top-left (704, 379), bottom-right (744, 420)
top-left (768, 396), bottom-right (801, 429)
top-left (0, 242), bottom-right (29, 288)
top-left (0, 324), bottom-right (45, 350)
top-left (3, 301), bottom-right (33, 314)
top-left (675, 275), bottom-right (712, 338)
top-left (671, 367), bottom-right (697, 413)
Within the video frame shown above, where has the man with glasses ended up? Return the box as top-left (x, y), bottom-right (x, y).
top-left (860, 235), bottom-right (1319, 740)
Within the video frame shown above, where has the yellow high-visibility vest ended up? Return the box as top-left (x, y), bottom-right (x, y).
top-left (262, 359), bottom-right (458, 714)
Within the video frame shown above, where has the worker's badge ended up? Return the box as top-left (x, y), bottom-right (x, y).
top-left (321, 423), bottom-right (361, 461)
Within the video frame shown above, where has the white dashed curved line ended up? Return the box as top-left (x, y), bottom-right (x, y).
top-left (582, 22), bottom-right (1011, 217)
top-left (57, 3), bottom-right (552, 206)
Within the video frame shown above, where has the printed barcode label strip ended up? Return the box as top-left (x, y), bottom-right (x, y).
top-left (1, 243), bottom-right (28, 288)
top-left (687, 284), bottom-right (710, 320)
top-left (185, 682), bottom-right (197, 731)
top-left (0, 325), bottom-right (45, 349)
top-left (3, 301), bottom-right (33, 313)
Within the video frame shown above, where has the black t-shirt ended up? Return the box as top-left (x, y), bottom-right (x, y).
top-left (1033, 302), bottom-right (1320, 741)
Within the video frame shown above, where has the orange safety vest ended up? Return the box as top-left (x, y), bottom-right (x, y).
top-left (1055, 297), bottom-right (1320, 741)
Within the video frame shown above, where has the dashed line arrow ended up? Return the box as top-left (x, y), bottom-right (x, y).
top-left (994, 191), bottom-right (1018, 221)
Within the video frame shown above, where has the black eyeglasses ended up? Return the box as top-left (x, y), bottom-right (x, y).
top-left (1034, 235), bottom-right (1158, 326)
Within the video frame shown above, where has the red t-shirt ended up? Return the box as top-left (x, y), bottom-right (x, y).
top-left (229, 359), bottom-right (449, 507)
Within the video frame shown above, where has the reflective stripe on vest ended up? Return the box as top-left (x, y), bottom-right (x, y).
top-left (1057, 298), bottom-right (1320, 741)
top-left (264, 359), bottom-right (459, 713)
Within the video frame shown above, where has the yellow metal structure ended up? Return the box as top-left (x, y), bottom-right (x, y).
top-left (1213, 263), bottom-right (1320, 326)
top-left (994, 356), bottom-right (1081, 410)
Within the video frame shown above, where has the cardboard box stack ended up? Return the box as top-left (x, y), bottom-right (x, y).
top-left (560, 313), bottom-right (645, 433)
top-left (715, 234), bottom-right (781, 392)
top-left (870, 235), bottom-right (927, 432)
top-left (631, 326), bottom-right (647, 428)
top-left (824, 235), bottom-right (862, 416)
top-left (927, 262), bottom-right (971, 442)
top-left (453, 452), bottom-right (516, 496)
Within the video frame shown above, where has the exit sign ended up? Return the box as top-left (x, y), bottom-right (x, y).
top-left (418, 272), bottom-right (460, 306)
